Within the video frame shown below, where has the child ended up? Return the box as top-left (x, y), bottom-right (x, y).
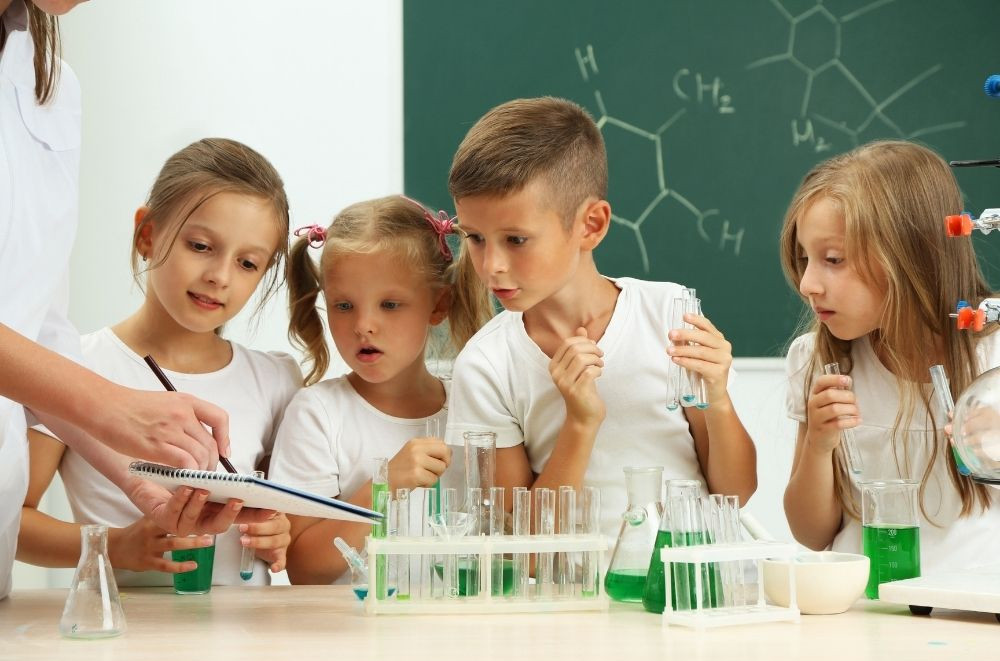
top-left (444, 96), bottom-right (757, 540)
top-left (18, 138), bottom-right (301, 585)
top-left (781, 140), bottom-right (1000, 573)
top-left (269, 195), bottom-right (492, 584)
